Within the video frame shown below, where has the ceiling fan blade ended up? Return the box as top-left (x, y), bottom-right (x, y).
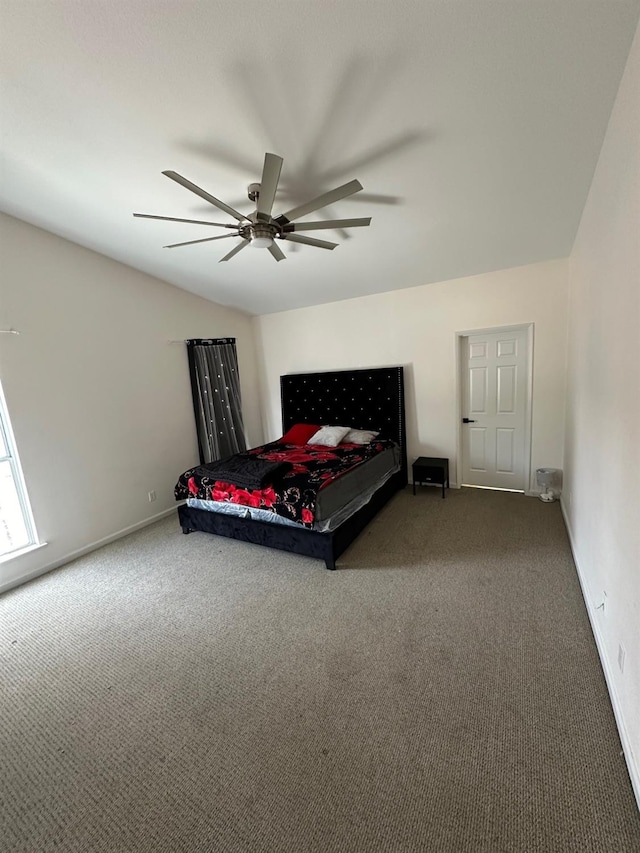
top-left (163, 234), bottom-right (238, 249)
top-left (134, 213), bottom-right (238, 228)
top-left (268, 242), bottom-right (286, 262)
top-left (275, 179), bottom-right (363, 225)
top-left (284, 217), bottom-right (371, 232)
top-left (219, 238), bottom-right (250, 262)
top-left (162, 171), bottom-right (247, 222)
top-left (256, 153), bottom-right (283, 223)
top-left (281, 234), bottom-right (337, 250)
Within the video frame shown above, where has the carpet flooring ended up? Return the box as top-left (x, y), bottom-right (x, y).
top-left (1, 487), bottom-right (639, 852)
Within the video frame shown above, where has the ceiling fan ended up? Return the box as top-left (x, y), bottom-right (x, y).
top-left (133, 153), bottom-right (371, 262)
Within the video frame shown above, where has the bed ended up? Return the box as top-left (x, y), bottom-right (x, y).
top-left (176, 366), bottom-right (407, 569)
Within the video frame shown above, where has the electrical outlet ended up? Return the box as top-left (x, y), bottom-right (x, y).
top-left (618, 644), bottom-right (625, 674)
top-left (148, 490), bottom-right (157, 503)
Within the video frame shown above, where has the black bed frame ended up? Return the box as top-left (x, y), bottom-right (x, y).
top-left (178, 366), bottom-right (407, 569)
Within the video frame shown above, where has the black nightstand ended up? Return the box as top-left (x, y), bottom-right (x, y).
top-left (412, 456), bottom-right (449, 499)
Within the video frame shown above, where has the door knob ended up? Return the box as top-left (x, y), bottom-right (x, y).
top-left (462, 417), bottom-right (477, 423)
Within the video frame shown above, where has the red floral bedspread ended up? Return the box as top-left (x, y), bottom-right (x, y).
top-left (174, 439), bottom-right (395, 528)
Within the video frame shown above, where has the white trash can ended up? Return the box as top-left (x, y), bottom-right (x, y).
top-left (536, 468), bottom-right (562, 502)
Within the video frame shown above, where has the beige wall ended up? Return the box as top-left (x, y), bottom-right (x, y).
top-left (255, 258), bottom-right (568, 491)
top-left (0, 213), bottom-right (262, 592)
top-left (564, 22), bottom-right (640, 800)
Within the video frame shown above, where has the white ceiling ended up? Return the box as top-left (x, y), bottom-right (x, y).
top-left (1, 1), bottom-right (638, 316)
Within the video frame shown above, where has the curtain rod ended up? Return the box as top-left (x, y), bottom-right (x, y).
top-left (168, 338), bottom-right (236, 344)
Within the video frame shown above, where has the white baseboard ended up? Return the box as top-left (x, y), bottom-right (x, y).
top-left (0, 506), bottom-right (177, 595)
top-left (560, 498), bottom-right (640, 810)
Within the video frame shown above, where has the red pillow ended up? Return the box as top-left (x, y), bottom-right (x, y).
top-left (279, 423), bottom-right (321, 445)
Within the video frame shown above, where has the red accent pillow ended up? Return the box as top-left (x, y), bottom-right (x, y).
top-left (279, 423), bottom-right (321, 445)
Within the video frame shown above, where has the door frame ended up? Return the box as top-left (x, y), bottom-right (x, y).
top-left (454, 323), bottom-right (535, 495)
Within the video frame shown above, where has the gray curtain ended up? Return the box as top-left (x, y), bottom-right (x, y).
top-left (186, 338), bottom-right (246, 463)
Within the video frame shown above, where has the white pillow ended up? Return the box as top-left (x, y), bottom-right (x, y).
top-left (308, 425), bottom-right (351, 447)
top-left (343, 429), bottom-right (380, 444)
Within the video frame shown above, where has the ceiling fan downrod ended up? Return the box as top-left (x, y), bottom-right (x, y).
top-left (247, 182), bottom-right (261, 203)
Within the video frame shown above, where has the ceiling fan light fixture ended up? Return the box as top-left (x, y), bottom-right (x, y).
top-left (251, 235), bottom-right (274, 249)
top-left (250, 223), bottom-right (276, 249)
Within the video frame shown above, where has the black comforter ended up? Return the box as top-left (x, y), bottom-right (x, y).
top-left (195, 455), bottom-right (291, 490)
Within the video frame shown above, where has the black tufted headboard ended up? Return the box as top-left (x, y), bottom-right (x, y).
top-left (280, 366), bottom-right (406, 478)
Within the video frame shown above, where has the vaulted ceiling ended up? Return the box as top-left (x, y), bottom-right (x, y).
top-left (1, 1), bottom-right (639, 315)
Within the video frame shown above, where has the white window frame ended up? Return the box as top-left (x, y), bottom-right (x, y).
top-left (0, 382), bottom-right (39, 560)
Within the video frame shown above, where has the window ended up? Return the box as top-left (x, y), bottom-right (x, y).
top-left (0, 383), bottom-right (37, 558)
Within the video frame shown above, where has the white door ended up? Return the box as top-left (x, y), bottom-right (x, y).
top-left (461, 328), bottom-right (529, 490)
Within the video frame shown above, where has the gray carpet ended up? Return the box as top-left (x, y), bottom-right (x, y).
top-left (1, 487), bottom-right (639, 853)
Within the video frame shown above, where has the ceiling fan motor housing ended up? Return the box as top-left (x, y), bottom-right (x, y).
top-left (238, 221), bottom-right (278, 237)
